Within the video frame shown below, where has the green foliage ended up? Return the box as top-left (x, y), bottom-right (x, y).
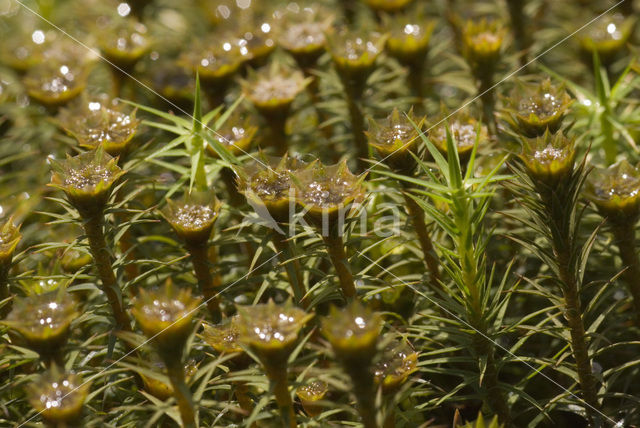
top-left (2, 1), bottom-right (640, 428)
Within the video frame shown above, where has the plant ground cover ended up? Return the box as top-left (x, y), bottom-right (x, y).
top-left (1, 0), bottom-right (640, 427)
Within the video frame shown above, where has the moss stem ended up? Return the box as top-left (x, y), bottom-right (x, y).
top-left (346, 95), bottom-right (369, 172)
top-left (541, 186), bottom-right (600, 422)
top-left (83, 215), bottom-right (131, 332)
top-left (347, 363), bottom-right (378, 428)
top-left (165, 357), bottom-right (197, 428)
top-left (272, 232), bottom-right (306, 307)
top-left (322, 229), bottom-right (357, 300)
top-left (0, 261), bottom-right (10, 317)
top-left (185, 243), bottom-right (222, 323)
top-left (401, 191), bottom-right (440, 285)
top-left (271, 370), bottom-right (296, 428)
top-left (612, 223), bottom-right (640, 327)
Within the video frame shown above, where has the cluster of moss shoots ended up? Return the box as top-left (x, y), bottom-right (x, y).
top-left (2, 0), bottom-right (640, 428)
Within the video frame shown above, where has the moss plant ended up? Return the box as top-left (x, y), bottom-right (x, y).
top-left (2, 289), bottom-right (78, 367)
top-left (26, 367), bottom-right (90, 427)
top-left (236, 300), bottom-right (313, 428)
top-left (162, 191), bottom-right (223, 322)
top-left (238, 154), bottom-right (308, 305)
top-left (241, 63), bottom-right (311, 155)
top-left (0, 218), bottom-right (20, 316)
top-left (460, 19), bottom-right (505, 132)
top-left (327, 28), bottom-right (387, 171)
top-left (366, 109), bottom-right (440, 283)
top-left (49, 148), bottom-right (131, 332)
top-left (132, 283), bottom-right (201, 428)
top-left (586, 161), bottom-right (640, 327)
top-left (322, 302), bottom-right (382, 428)
top-left (513, 131), bottom-right (601, 423)
top-left (292, 160), bottom-right (366, 300)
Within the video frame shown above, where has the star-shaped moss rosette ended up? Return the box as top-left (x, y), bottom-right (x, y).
top-left (292, 159), bottom-right (366, 229)
top-left (384, 12), bottom-right (435, 65)
top-left (585, 161), bottom-right (640, 224)
top-left (131, 282), bottom-right (201, 354)
top-left (2, 290), bottom-right (79, 357)
top-left (461, 19), bottom-right (505, 79)
top-left (502, 78), bottom-right (573, 138)
top-left (0, 29), bottom-right (50, 73)
top-left (98, 18), bottom-right (150, 70)
top-left (240, 63), bottom-right (312, 119)
top-left (24, 60), bottom-right (90, 108)
top-left (519, 131), bottom-right (576, 186)
top-left (201, 316), bottom-right (244, 354)
top-left (205, 109), bottom-right (257, 158)
top-left (373, 338), bottom-right (418, 393)
top-left (430, 112), bottom-right (489, 164)
top-left (327, 28), bottom-right (387, 94)
top-left (0, 218), bottom-right (21, 266)
top-left (296, 380), bottom-right (329, 417)
top-left (26, 367), bottom-right (90, 425)
top-left (237, 15), bottom-right (277, 67)
top-left (57, 99), bottom-right (140, 157)
top-left (579, 13), bottom-right (635, 64)
top-left (322, 301), bottom-right (382, 365)
top-left (236, 300), bottom-right (313, 369)
top-left (363, 0), bottom-right (414, 13)
top-left (49, 148), bottom-right (125, 218)
top-left (161, 191), bottom-right (221, 247)
top-left (179, 35), bottom-right (247, 92)
top-left (238, 154), bottom-right (308, 224)
top-left (366, 108), bottom-right (425, 174)
top-left (276, 4), bottom-right (334, 68)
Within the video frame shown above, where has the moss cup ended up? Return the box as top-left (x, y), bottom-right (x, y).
top-left (367, 107), bottom-right (425, 174)
top-left (519, 131), bottom-right (576, 188)
top-left (131, 282), bottom-right (201, 355)
top-left (586, 160), bottom-right (640, 225)
top-left (57, 98), bottom-right (140, 157)
top-left (238, 154), bottom-right (308, 225)
top-left (26, 367), bottom-right (90, 425)
top-left (292, 159), bottom-right (366, 232)
top-left (49, 147), bottom-right (125, 218)
top-left (2, 289), bottom-right (79, 362)
top-left (161, 191), bottom-right (221, 248)
top-left (502, 78), bottom-right (573, 138)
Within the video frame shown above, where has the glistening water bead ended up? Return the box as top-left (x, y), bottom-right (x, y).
top-left (173, 204), bottom-right (217, 230)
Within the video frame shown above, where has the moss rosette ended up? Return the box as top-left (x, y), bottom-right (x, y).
top-left (49, 148), bottom-right (125, 218)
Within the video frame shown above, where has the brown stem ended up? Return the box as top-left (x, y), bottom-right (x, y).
top-left (235, 381), bottom-right (254, 415)
top-left (402, 191), bottom-right (440, 285)
top-left (220, 167), bottom-right (245, 208)
top-left (322, 230), bottom-right (357, 300)
top-left (505, 0), bottom-right (531, 66)
top-left (271, 370), bottom-right (296, 428)
top-left (478, 77), bottom-right (497, 135)
top-left (472, 330), bottom-right (511, 426)
top-left (185, 243), bottom-right (222, 323)
top-left (558, 253), bottom-right (599, 423)
top-left (612, 223), bottom-right (640, 327)
top-left (347, 363), bottom-right (378, 428)
top-left (116, 211), bottom-right (139, 294)
top-left (346, 95), bottom-right (369, 173)
top-left (83, 215), bottom-right (132, 331)
top-left (165, 357), bottom-right (197, 428)
top-left (272, 232), bottom-right (306, 307)
top-left (0, 261), bottom-right (10, 318)
top-left (538, 188), bottom-right (600, 422)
